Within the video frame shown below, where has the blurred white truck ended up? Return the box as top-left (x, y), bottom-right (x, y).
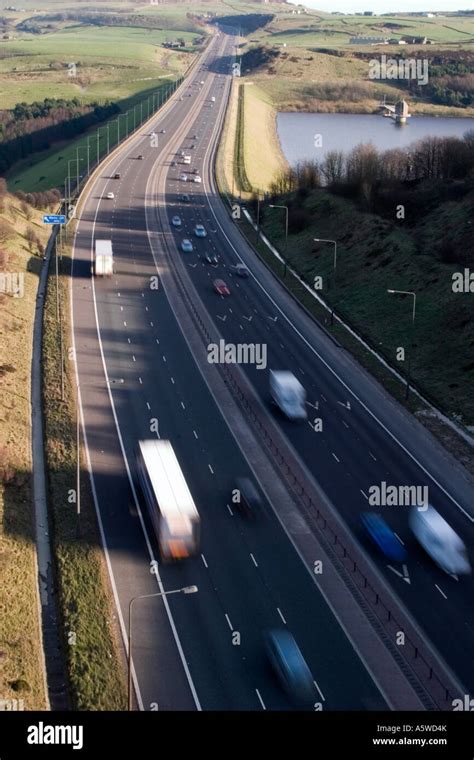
top-left (94, 239), bottom-right (113, 277)
top-left (270, 370), bottom-right (307, 420)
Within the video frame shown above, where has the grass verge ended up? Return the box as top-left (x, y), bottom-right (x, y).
top-left (42, 229), bottom-right (127, 709)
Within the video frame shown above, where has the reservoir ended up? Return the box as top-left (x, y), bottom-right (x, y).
top-left (276, 112), bottom-right (474, 165)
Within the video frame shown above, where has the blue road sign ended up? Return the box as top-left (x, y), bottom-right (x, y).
top-left (43, 214), bottom-right (66, 224)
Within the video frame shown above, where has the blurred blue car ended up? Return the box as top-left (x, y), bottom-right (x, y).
top-left (264, 629), bottom-right (316, 707)
top-left (360, 512), bottom-right (407, 563)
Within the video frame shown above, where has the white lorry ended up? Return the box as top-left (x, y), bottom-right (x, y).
top-left (182, 155), bottom-right (191, 165)
top-left (270, 370), bottom-right (307, 421)
top-left (136, 440), bottom-right (200, 561)
top-left (94, 239), bottom-right (113, 277)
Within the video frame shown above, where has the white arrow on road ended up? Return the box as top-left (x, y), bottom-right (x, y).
top-left (188, 263), bottom-right (198, 268)
top-left (267, 316), bottom-right (278, 322)
top-left (242, 315), bottom-right (252, 322)
top-left (337, 401), bottom-right (351, 410)
top-left (217, 315), bottom-right (227, 322)
top-left (307, 400), bottom-right (319, 410)
top-left (387, 564), bottom-right (411, 584)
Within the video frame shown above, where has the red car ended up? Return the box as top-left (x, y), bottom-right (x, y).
top-left (213, 278), bottom-right (230, 296)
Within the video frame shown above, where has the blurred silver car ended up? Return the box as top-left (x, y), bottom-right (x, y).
top-left (181, 239), bottom-right (193, 253)
top-left (410, 506), bottom-right (471, 575)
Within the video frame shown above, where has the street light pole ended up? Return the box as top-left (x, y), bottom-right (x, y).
top-left (387, 289), bottom-right (417, 401)
top-left (75, 149), bottom-right (85, 192)
top-left (128, 586), bottom-right (198, 710)
top-left (67, 159), bottom-right (77, 207)
top-left (269, 204), bottom-right (289, 277)
top-left (313, 238), bottom-right (337, 325)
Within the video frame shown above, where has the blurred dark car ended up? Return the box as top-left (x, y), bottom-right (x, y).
top-left (264, 629), bottom-right (316, 707)
top-left (235, 477), bottom-right (262, 518)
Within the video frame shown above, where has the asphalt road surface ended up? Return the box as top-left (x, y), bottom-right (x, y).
top-left (71, 29), bottom-right (474, 709)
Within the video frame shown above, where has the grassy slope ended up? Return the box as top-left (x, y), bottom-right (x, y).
top-left (257, 186), bottom-right (474, 427)
top-left (241, 83), bottom-right (286, 192)
top-left (0, 194), bottom-right (50, 710)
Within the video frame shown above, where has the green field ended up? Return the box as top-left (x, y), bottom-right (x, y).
top-left (251, 11), bottom-right (474, 47)
top-left (0, 26), bottom-right (197, 108)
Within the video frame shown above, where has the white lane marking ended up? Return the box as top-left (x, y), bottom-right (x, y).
top-left (72, 127), bottom-right (209, 708)
top-left (226, 503), bottom-right (234, 516)
top-left (171, 377), bottom-right (175, 384)
top-left (156, 338), bottom-right (159, 344)
top-left (201, 553), bottom-right (208, 568)
top-left (360, 489), bottom-right (368, 500)
top-left (128, 338), bottom-right (131, 344)
top-left (320, 394), bottom-right (327, 402)
top-left (132, 355), bottom-right (136, 362)
top-left (208, 464), bottom-right (214, 474)
top-left (314, 679), bottom-right (325, 702)
top-left (162, 355), bottom-right (167, 362)
top-left (181, 401), bottom-right (186, 410)
top-left (387, 565), bottom-right (411, 584)
top-left (394, 532), bottom-right (404, 546)
top-left (277, 607), bottom-right (286, 624)
top-left (120, 306), bottom-right (123, 311)
top-left (369, 452), bottom-right (377, 462)
top-left (225, 614), bottom-right (233, 631)
top-left (150, 321), bottom-right (154, 327)
top-left (342, 420), bottom-right (349, 429)
top-left (193, 430), bottom-right (198, 438)
top-left (250, 553), bottom-right (258, 567)
top-left (435, 584), bottom-right (447, 599)
top-left (146, 402), bottom-right (151, 410)
top-left (255, 689), bottom-right (266, 710)
top-left (332, 452), bottom-right (340, 463)
top-left (139, 377), bottom-right (143, 385)
top-left (123, 321), bottom-right (127, 327)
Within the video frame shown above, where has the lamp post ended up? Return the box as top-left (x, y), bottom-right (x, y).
top-left (67, 159), bottom-right (80, 207)
top-left (269, 204), bottom-right (289, 277)
top-left (387, 289), bottom-right (417, 401)
top-left (128, 586), bottom-right (198, 710)
top-left (112, 117), bottom-right (120, 145)
top-left (86, 136), bottom-right (91, 177)
top-left (76, 147), bottom-right (86, 189)
top-left (313, 238), bottom-right (337, 325)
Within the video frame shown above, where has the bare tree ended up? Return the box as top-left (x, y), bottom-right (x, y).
top-left (320, 150), bottom-right (345, 185)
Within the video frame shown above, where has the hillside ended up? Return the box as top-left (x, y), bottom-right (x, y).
top-left (0, 188), bottom-right (51, 710)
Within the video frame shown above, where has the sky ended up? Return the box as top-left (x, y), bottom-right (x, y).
top-left (288, 1), bottom-right (471, 13)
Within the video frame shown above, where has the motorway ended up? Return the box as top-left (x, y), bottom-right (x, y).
top-left (71, 28), bottom-right (474, 709)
